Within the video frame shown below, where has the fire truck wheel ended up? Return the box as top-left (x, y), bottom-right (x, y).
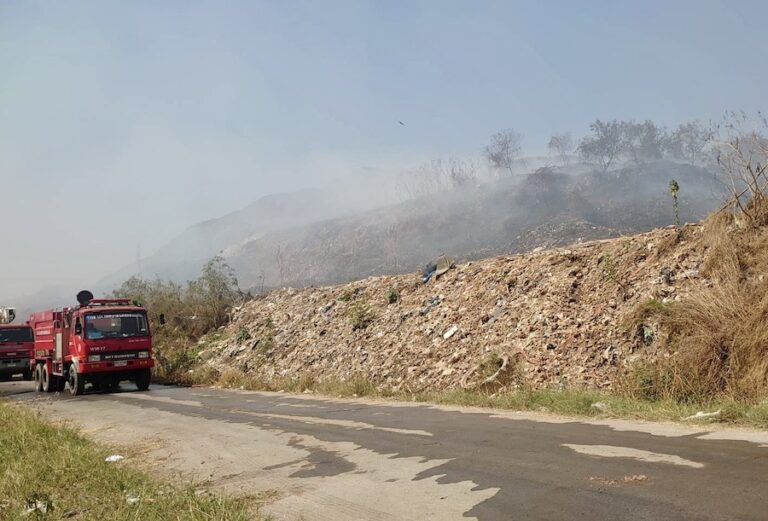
top-left (68, 365), bottom-right (85, 396)
top-left (22, 368), bottom-right (33, 381)
top-left (33, 365), bottom-right (43, 392)
top-left (41, 365), bottom-right (54, 393)
top-left (135, 369), bottom-right (151, 391)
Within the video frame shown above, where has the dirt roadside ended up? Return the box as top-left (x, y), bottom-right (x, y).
top-left (5, 381), bottom-right (768, 521)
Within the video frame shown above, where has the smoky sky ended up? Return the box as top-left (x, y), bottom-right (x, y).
top-left (1, 0), bottom-right (767, 299)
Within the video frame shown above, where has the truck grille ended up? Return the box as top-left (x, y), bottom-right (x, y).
top-left (93, 351), bottom-right (142, 362)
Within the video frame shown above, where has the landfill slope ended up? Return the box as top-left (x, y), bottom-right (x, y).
top-left (198, 224), bottom-right (706, 391)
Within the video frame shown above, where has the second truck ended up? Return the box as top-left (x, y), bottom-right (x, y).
top-left (28, 291), bottom-right (155, 395)
top-left (0, 306), bottom-right (34, 381)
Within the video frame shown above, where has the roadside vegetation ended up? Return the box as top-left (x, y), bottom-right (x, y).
top-left (621, 115), bottom-right (768, 405)
top-left (0, 401), bottom-right (259, 520)
top-left (112, 256), bottom-right (247, 382)
top-left (175, 368), bottom-right (768, 430)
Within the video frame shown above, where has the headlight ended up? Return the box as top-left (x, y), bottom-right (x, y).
top-left (138, 351), bottom-right (149, 359)
top-left (87, 355), bottom-right (101, 362)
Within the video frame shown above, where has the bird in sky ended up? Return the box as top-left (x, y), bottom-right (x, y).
top-left (398, 120), bottom-right (405, 126)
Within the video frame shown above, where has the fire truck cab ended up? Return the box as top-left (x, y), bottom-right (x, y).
top-left (29, 292), bottom-right (154, 395)
top-left (0, 307), bottom-right (34, 381)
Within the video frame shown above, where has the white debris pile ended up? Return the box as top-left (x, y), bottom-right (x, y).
top-left (198, 225), bottom-right (708, 392)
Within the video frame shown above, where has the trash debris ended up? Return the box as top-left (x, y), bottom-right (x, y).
top-left (683, 410), bottom-right (721, 421)
top-left (590, 402), bottom-right (609, 412)
top-left (421, 255), bottom-right (454, 283)
top-left (125, 493), bottom-right (140, 506)
top-left (460, 354), bottom-right (510, 390)
top-left (434, 255), bottom-right (455, 278)
top-left (660, 266), bottom-right (675, 285)
top-left (589, 474), bottom-right (648, 486)
top-left (23, 497), bottom-right (51, 515)
top-left (443, 326), bottom-right (459, 340)
top-left (419, 296), bottom-right (442, 316)
top-left (640, 324), bottom-right (654, 345)
top-left (421, 262), bottom-right (437, 284)
top-left (196, 224), bottom-right (708, 393)
top-left (105, 455), bottom-right (124, 463)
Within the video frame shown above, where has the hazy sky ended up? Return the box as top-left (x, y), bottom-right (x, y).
top-left (2, 0), bottom-right (767, 298)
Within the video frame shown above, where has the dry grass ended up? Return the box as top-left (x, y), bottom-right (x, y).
top-left (156, 365), bottom-right (768, 429)
top-left (625, 211), bottom-right (768, 403)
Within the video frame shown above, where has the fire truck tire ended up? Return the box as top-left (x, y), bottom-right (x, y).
top-left (68, 365), bottom-right (85, 396)
top-left (41, 365), bottom-right (54, 393)
top-left (33, 364), bottom-right (43, 392)
top-left (135, 369), bottom-right (151, 391)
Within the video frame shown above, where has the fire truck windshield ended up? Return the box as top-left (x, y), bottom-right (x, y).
top-left (0, 327), bottom-right (33, 343)
top-left (84, 313), bottom-right (149, 339)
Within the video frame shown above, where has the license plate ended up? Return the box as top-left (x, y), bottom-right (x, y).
top-left (114, 361), bottom-right (128, 367)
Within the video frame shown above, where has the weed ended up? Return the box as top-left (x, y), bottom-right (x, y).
top-left (385, 288), bottom-right (399, 304)
top-left (348, 301), bottom-right (374, 330)
top-left (669, 179), bottom-right (681, 234)
top-left (477, 352), bottom-right (504, 379)
top-left (622, 298), bottom-right (672, 335)
top-left (235, 327), bottom-right (252, 344)
top-left (599, 253), bottom-right (626, 293)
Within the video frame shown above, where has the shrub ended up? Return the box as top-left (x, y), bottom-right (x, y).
top-left (112, 256), bottom-right (247, 381)
top-left (235, 327), bottom-right (252, 344)
top-left (348, 301), bottom-right (374, 330)
top-left (386, 288), bottom-right (399, 304)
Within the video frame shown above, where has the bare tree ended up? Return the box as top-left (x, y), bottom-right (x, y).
top-left (275, 245), bottom-right (288, 287)
top-left (484, 129), bottom-right (523, 175)
top-left (713, 112), bottom-right (768, 227)
top-left (383, 225), bottom-right (400, 271)
top-left (443, 158), bottom-right (478, 187)
top-left (547, 133), bottom-right (573, 166)
top-left (667, 121), bottom-right (713, 165)
top-left (577, 119), bottom-right (624, 172)
top-left (621, 120), bottom-right (667, 164)
top-left (395, 158), bottom-right (478, 200)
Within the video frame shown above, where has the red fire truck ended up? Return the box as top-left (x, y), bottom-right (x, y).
top-left (0, 307), bottom-right (34, 381)
top-left (28, 291), bottom-right (154, 395)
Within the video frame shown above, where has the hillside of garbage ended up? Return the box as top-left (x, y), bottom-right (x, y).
top-left (193, 223), bottom-right (709, 392)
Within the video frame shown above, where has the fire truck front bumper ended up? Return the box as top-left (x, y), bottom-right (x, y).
top-left (80, 358), bottom-right (155, 373)
top-left (0, 357), bottom-right (31, 375)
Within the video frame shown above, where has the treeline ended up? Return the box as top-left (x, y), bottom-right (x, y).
top-left (487, 119), bottom-right (713, 173)
top-left (397, 118), bottom-right (713, 200)
top-left (571, 120), bottom-right (712, 171)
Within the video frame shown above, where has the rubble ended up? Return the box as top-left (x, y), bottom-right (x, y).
top-left (200, 225), bottom-right (709, 392)
top-left (683, 410), bottom-right (722, 421)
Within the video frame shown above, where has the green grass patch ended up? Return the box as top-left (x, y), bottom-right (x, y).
top-left (0, 401), bottom-right (262, 521)
top-left (199, 370), bottom-right (768, 430)
top-left (410, 389), bottom-right (768, 429)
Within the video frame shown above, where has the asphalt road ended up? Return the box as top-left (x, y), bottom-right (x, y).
top-left (2, 380), bottom-right (767, 520)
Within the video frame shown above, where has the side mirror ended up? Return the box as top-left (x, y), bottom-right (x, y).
top-left (159, 314), bottom-right (166, 325)
top-left (74, 322), bottom-right (82, 335)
